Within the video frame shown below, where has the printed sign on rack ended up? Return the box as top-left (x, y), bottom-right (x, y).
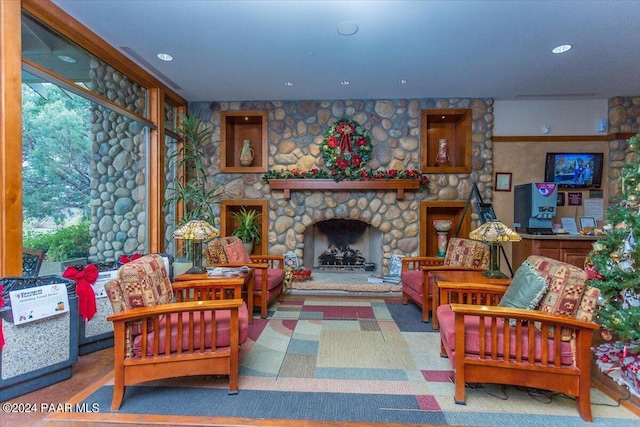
top-left (92, 270), bottom-right (119, 298)
top-left (9, 282), bottom-right (70, 325)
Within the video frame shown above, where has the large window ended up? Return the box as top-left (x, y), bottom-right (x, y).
top-left (22, 13), bottom-right (148, 116)
top-left (0, 1), bottom-right (186, 277)
top-left (21, 12), bottom-right (155, 272)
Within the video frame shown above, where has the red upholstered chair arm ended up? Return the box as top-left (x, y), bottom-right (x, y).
top-left (449, 303), bottom-right (599, 366)
top-left (108, 299), bottom-right (243, 359)
top-left (402, 256), bottom-right (444, 271)
top-left (449, 304), bottom-right (600, 330)
top-left (107, 299), bottom-right (243, 323)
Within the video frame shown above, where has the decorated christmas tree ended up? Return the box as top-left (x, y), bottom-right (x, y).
top-left (586, 133), bottom-right (640, 345)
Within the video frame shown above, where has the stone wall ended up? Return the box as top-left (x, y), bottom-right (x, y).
top-left (88, 59), bottom-right (148, 262)
top-left (191, 97), bottom-right (494, 274)
top-left (607, 96), bottom-right (640, 202)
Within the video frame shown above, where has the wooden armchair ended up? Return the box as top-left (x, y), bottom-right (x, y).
top-left (205, 236), bottom-right (287, 318)
top-left (401, 237), bottom-right (489, 325)
top-left (104, 254), bottom-right (249, 410)
top-left (436, 255), bottom-right (599, 422)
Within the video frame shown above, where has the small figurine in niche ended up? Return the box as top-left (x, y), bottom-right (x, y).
top-left (436, 138), bottom-right (450, 165)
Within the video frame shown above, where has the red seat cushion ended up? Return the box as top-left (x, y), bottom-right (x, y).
top-left (401, 270), bottom-right (423, 295)
top-left (437, 304), bottom-right (574, 366)
top-left (132, 303), bottom-right (249, 357)
top-left (255, 268), bottom-right (285, 292)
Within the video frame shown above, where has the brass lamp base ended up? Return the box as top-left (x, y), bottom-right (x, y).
top-left (483, 269), bottom-right (509, 279)
top-left (184, 240), bottom-right (206, 275)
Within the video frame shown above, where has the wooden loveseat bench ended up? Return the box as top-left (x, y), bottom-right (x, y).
top-left (436, 255), bottom-right (600, 422)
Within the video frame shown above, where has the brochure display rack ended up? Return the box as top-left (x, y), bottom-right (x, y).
top-left (0, 275), bottom-right (78, 400)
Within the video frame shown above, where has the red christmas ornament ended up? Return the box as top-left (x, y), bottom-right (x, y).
top-left (585, 263), bottom-right (604, 281)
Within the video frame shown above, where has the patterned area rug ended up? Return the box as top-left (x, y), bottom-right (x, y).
top-left (289, 271), bottom-right (401, 293)
top-left (49, 296), bottom-right (638, 426)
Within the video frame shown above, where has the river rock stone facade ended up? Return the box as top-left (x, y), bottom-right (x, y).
top-left (191, 98), bottom-right (495, 274)
top-left (607, 96), bottom-right (640, 202)
top-left (88, 58), bottom-right (148, 262)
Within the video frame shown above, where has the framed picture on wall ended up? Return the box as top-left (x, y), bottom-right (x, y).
top-left (557, 192), bottom-right (565, 206)
top-left (495, 172), bottom-right (512, 192)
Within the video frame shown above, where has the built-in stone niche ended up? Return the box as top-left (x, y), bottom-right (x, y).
top-left (303, 219), bottom-right (382, 273)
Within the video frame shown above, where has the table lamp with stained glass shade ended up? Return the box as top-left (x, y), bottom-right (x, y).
top-left (469, 220), bottom-right (521, 279)
top-left (172, 219), bottom-right (219, 274)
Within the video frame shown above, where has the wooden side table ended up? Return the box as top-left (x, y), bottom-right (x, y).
top-left (174, 269), bottom-right (255, 323)
top-left (430, 270), bottom-right (510, 329)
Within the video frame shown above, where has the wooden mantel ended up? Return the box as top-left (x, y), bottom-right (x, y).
top-left (267, 179), bottom-right (421, 199)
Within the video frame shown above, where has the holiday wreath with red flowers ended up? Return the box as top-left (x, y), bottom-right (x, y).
top-left (263, 117), bottom-right (428, 189)
top-left (322, 118), bottom-right (372, 176)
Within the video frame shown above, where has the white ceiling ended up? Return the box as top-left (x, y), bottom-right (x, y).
top-left (52, 0), bottom-right (640, 103)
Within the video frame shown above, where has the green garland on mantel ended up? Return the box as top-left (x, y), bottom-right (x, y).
top-left (262, 167), bottom-right (429, 189)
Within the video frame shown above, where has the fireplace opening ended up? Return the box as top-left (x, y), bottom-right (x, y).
top-left (303, 219), bottom-right (382, 273)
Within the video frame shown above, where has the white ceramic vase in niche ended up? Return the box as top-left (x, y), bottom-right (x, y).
top-left (240, 139), bottom-right (254, 167)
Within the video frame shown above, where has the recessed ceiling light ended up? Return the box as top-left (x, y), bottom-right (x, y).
top-left (552, 44), bottom-right (572, 54)
top-left (57, 55), bottom-right (76, 63)
top-left (340, 80), bottom-right (350, 85)
top-left (337, 21), bottom-right (359, 36)
top-left (284, 82), bottom-right (293, 86)
top-left (157, 53), bottom-right (173, 61)
top-left (398, 79), bottom-right (407, 85)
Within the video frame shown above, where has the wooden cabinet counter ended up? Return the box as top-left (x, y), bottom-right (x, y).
top-left (512, 234), bottom-right (601, 270)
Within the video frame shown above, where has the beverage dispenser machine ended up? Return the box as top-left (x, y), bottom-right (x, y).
top-left (514, 183), bottom-right (558, 234)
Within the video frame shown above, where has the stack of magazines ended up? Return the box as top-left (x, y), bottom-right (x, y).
top-left (206, 266), bottom-right (251, 277)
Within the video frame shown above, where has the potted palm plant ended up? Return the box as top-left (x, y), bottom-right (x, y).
top-left (231, 207), bottom-right (262, 255)
top-left (165, 114), bottom-right (222, 270)
top-left (165, 114), bottom-right (222, 224)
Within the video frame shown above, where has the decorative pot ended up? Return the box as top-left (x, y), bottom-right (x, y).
top-left (433, 219), bottom-right (452, 257)
top-left (243, 241), bottom-right (254, 255)
top-left (240, 139), bottom-right (254, 167)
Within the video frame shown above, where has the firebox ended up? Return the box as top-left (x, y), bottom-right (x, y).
top-left (303, 219), bottom-right (382, 272)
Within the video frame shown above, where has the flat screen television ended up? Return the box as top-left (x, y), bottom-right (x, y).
top-left (544, 152), bottom-right (603, 188)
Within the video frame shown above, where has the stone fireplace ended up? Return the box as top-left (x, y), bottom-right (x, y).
top-left (191, 97), bottom-right (496, 274)
top-left (303, 219), bottom-right (382, 272)
top-left (266, 189), bottom-right (421, 275)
